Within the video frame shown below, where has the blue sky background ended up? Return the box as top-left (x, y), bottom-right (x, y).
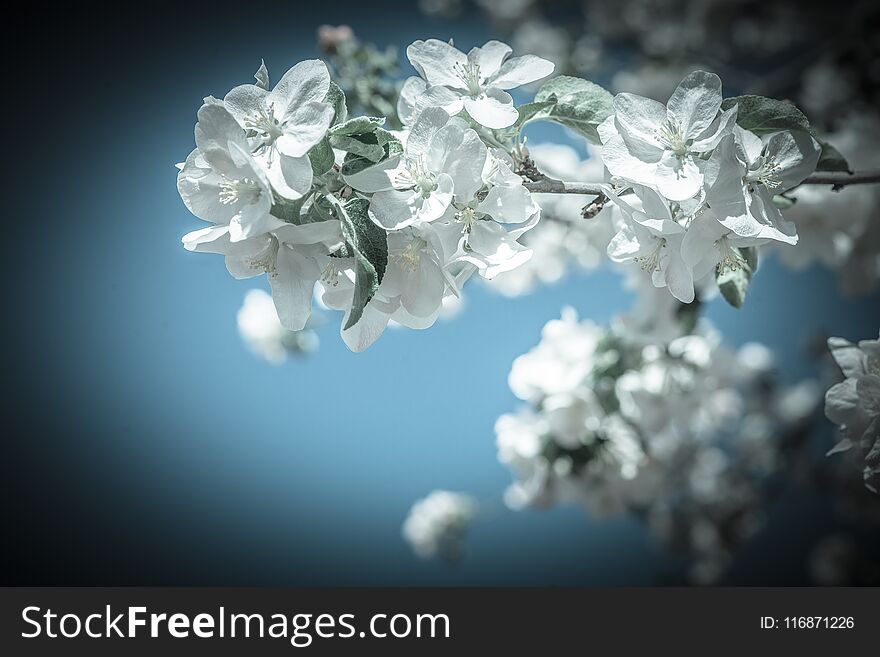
top-left (5, 2), bottom-right (879, 585)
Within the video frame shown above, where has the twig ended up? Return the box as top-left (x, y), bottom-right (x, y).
top-left (523, 169), bottom-right (880, 196)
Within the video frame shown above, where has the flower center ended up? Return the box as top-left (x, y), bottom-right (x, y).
top-left (745, 154), bottom-right (783, 190)
top-left (456, 206), bottom-right (479, 230)
top-left (453, 60), bottom-right (483, 97)
top-left (714, 236), bottom-right (745, 274)
top-left (247, 238), bottom-right (279, 276)
top-left (395, 156), bottom-right (438, 198)
top-left (635, 238), bottom-right (666, 272)
top-left (394, 237), bottom-right (426, 272)
top-left (218, 177), bottom-right (262, 206)
top-left (320, 260), bottom-right (342, 287)
top-left (656, 119), bottom-right (689, 157)
top-left (244, 102), bottom-right (284, 144)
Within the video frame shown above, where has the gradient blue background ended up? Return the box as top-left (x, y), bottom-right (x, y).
top-left (4, 2), bottom-right (879, 585)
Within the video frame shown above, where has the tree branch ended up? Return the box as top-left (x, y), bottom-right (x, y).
top-left (522, 169), bottom-right (880, 196)
top-left (803, 169), bottom-right (880, 187)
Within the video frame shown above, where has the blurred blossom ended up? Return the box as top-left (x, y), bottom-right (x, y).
top-left (824, 330), bottom-right (880, 492)
top-left (317, 24), bottom-right (355, 54)
top-left (402, 491), bottom-right (476, 561)
top-left (237, 290), bottom-right (319, 364)
top-left (496, 280), bottom-right (821, 582)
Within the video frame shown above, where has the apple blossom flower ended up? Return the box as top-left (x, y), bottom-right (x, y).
top-left (177, 100), bottom-right (284, 242)
top-left (705, 128), bottom-right (820, 245)
top-left (598, 70), bottom-right (737, 201)
top-left (404, 39), bottom-right (554, 129)
top-left (606, 185), bottom-right (695, 303)
top-left (344, 107), bottom-right (486, 230)
top-left (432, 153), bottom-right (541, 280)
top-left (223, 60), bottom-right (335, 200)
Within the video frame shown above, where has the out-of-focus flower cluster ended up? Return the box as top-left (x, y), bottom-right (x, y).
top-left (825, 330), bottom-right (880, 492)
top-left (237, 289), bottom-right (319, 364)
top-left (495, 281), bottom-right (821, 582)
top-left (402, 490), bottom-right (476, 561)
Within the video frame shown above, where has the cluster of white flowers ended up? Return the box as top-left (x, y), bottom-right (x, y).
top-left (178, 42), bottom-right (553, 352)
top-left (237, 289), bottom-right (319, 364)
top-left (599, 71), bottom-right (822, 303)
top-left (402, 490), bottom-right (476, 561)
top-left (825, 331), bottom-right (880, 493)
top-left (496, 280), bottom-right (821, 581)
top-left (179, 61), bottom-right (345, 333)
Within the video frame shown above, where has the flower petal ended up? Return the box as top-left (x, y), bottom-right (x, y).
top-left (477, 184), bottom-right (538, 224)
top-left (490, 54), bottom-right (554, 89)
top-left (463, 89), bottom-right (518, 129)
top-left (612, 93), bottom-right (667, 146)
top-left (269, 245), bottom-right (321, 331)
top-left (266, 153), bottom-right (313, 201)
top-left (369, 189), bottom-right (420, 230)
top-left (344, 155), bottom-right (405, 193)
top-left (654, 152), bottom-right (703, 201)
top-left (269, 59), bottom-right (331, 110)
top-left (667, 70), bottom-right (723, 141)
top-left (827, 337), bottom-right (867, 378)
top-left (276, 101), bottom-right (334, 158)
top-left (397, 76), bottom-right (426, 125)
top-left (470, 40), bottom-right (512, 78)
top-left (416, 173), bottom-right (454, 222)
top-left (224, 84), bottom-right (269, 125)
top-left (766, 130), bottom-right (822, 191)
top-left (406, 39), bottom-right (468, 89)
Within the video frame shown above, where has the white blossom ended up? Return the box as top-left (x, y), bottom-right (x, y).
top-left (403, 39), bottom-right (553, 129)
top-left (344, 107), bottom-right (485, 230)
top-left (598, 70), bottom-right (737, 201)
top-left (705, 128), bottom-right (820, 245)
top-left (606, 185), bottom-right (695, 303)
top-left (178, 100), bottom-right (283, 243)
top-left (223, 60), bottom-right (334, 200)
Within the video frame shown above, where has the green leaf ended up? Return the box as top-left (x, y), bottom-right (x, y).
top-left (532, 76), bottom-right (613, 143)
top-left (330, 116), bottom-right (386, 136)
top-left (716, 246), bottom-right (758, 308)
top-left (324, 81), bottom-right (348, 126)
top-left (327, 196), bottom-right (388, 329)
top-left (269, 195), bottom-right (307, 223)
top-left (721, 95), bottom-right (811, 135)
top-left (815, 140), bottom-right (853, 173)
top-left (329, 134), bottom-right (385, 162)
top-left (339, 132), bottom-right (402, 177)
top-left (513, 100), bottom-right (556, 132)
top-left (308, 137), bottom-right (335, 176)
